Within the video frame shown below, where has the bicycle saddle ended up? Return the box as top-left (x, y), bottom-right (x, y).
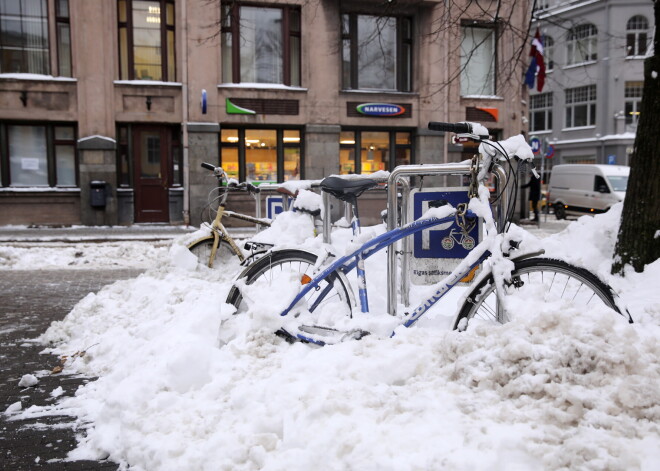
top-left (320, 176), bottom-right (379, 203)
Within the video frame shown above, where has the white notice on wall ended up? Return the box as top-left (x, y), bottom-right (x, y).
top-left (21, 158), bottom-right (39, 170)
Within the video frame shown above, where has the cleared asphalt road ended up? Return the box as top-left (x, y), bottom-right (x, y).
top-left (0, 269), bottom-right (144, 470)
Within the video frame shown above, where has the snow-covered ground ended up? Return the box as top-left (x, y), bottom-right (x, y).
top-left (4, 204), bottom-right (659, 471)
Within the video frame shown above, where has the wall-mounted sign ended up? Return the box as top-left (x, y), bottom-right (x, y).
top-left (226, 98), bottom-right (256, 115)
top-left (201, 89), bottom-right (207, 114)
top-left (356, 103), bottom-right (406, 117)
top-left (226, 98), bottom-right (299, 115)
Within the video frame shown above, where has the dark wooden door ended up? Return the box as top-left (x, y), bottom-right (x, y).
top-left (133, 126), bottom-right (169, 222)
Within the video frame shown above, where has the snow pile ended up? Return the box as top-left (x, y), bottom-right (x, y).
top-left (7, 206), bottom-right (660, 470)
top-left (0, 241), bottom-right (169, 270)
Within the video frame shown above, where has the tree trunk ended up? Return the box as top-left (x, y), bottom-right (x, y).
top-left (612, 3), bottom-right (660, 274)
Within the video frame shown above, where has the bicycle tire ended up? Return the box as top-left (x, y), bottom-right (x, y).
top-left (188, 237), bottom-right (238, 270)
top-left (454, 258), bottom-right (631, 331)
top-left (226, 249), bottom-right (353, 333)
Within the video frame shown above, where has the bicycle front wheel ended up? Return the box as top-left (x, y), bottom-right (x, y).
top-left (188, 236), bottom-right (238, 270)
top-left (454, 258), bottom-right (631, 331)
top-left (226, 249), bottom-right (353, 332)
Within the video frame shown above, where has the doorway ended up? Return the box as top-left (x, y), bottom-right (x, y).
top-left (133, 126), bottom-right (170, 222)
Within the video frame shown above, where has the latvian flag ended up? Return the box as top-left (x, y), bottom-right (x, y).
top-left (525, 29), bottom-right (546, 92)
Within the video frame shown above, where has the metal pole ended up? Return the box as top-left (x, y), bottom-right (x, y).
top-left (399, 178), bottom-right (411, 307)
top-left (323, 191), bottom-right (332, 244)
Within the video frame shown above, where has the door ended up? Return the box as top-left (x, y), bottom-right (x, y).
top-left (134, 126), bottom-right (169, 222)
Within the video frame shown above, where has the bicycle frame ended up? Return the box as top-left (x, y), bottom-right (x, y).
top-left (190, 186), bottom-right (272, 267)
top-left (279, 209), bottom-right (488, 325)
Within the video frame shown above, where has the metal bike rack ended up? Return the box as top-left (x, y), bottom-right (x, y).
top-left (385, 163), bottom-right (509, 316)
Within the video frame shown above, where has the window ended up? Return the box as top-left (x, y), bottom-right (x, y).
top-left (221, 4), bottom-right (300, 86)
top-left (0, 0), bottom-right (48, 74)
top-left (565, 85), bottom-right (596, 128)
top-left (342, 13), bottom-right (412, 92)
top-left (56, 0), bottom-right (71, 76)
top-left (339, 130), bottom-right (412, 175)
top-left (0, 123), bottom-right (77, 187)
top-left (529, 92), bottom-right (553, 132)
top-left (220, 128), bottom-right (302, 183)
top-left (118, 0), bottom-right (176, 81)
top-left (566, 24), bottom-right (597, 65)
top-left (460, 25), bottom-right (495, 96)
top-left (624, 81), bottom-right (643, 126)
top-left (544, 35), bottom-right (554, 71)
top-left (626, 15), bottom-right (648, 57)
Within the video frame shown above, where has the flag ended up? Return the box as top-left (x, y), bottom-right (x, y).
top-left (525, 29), bottom-right (546, 92)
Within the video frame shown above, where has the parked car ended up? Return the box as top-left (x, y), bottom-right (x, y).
top-left (547, 164), bottom-right (629, 219)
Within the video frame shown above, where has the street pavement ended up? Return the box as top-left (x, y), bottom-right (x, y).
top-left (1, 269), bottom-right (143, 470)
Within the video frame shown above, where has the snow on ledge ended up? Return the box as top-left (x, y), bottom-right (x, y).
top-left (114, 80), bottom-right (182, 86)
top-left (217, 82), bottom-right (307, 92)
top-left (78, 135), bottom-right (116, 144)
top-left (0, 187), bottom-right (80, 192)
top-left (0, 73), bottom-right (77, 82)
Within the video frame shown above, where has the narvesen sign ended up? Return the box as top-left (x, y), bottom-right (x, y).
top-left (356, 103), bottom-right (406, 117)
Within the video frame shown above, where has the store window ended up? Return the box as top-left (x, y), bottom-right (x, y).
top-left (220, 128), bottom-right (302, 183)
top-left (118, 0), bottom-right (176, 81)
top-left (0, 0), bottom-right (72, 76)
top-left (341, 12), bottom-right (412, 92)
top-left (624, 81), bottom-right (643, 126)
top-left (565, 85), bottom-right (596, 128)
top-left (566, 24), bottom-right (597, 65)
top-left (0, 123), bottom-right (77, 187)
top-left (221, 3), bottom-right (300, 86)
top-left (626, 16), bottom-right (649, 57)
top-left (460, 24), bottom-right (495, 96)
top-left (339, 130), bottom-right (412, 175)
top-left (529, 92), bottom-right (553, 132)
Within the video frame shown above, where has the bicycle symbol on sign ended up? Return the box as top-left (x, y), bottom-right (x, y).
top-left (441, 228), bottom-right (476, 250)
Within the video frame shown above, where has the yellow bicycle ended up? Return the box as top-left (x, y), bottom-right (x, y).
top-left (187, 163), bottom-right (272, 269)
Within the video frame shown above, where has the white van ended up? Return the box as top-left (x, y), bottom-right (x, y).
top-left (548, 164), bottom-right (629, 219)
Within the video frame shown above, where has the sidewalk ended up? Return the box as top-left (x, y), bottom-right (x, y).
top-left (0, 225), bottom-right (257, 244)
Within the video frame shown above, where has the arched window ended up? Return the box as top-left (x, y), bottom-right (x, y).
top-left (626, 15), bottom-right (649, 57)
top-left (544, 35), bottom-right (555, 71)
top-left (567, 24), bottom-right (598, 65)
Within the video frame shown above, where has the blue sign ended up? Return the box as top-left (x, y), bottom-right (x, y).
top-left (412, 190), bottom-right (479, 259)
top-left (608, 155), bottom-right (616, 165)
top-left (545, 144), bottom-right (555, 159)
top-left (408, 189), bottom-right (482, 285)
top-left (529, 137), bottom-right (541, 154)
top-left (356, 103), bottom-right (405, 117)
top-left (201, 89), bottom-right (207, 114)
top-left (266, 196), bottom-right (293, 219)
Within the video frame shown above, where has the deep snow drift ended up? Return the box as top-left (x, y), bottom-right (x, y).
top-left (5, 204), bottom-right (660, 470)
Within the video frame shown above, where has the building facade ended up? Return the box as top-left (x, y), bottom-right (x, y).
top-left (1, 0), bottom-right (531, 226)
top-left (529, 0), bottom-right (653, 171)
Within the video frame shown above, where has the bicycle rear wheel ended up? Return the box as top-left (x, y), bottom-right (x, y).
top-left (454, 258), bottom-right (632, 331)
top-left (188, 236), bottom-right (237, 270)
top-left (226, 249), bottom-right (353, 338)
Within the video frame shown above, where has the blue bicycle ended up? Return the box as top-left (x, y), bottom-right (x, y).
top-left (226, 122), bottom-right (632, 345)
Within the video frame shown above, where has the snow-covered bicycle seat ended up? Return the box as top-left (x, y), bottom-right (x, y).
top-left (320, 176), bottom-right (379, 203)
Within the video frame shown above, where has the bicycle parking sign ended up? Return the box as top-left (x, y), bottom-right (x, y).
top-left (409, 188), bottom-right (482, 285)
top-left (266, 195), bottom-right (296, 219)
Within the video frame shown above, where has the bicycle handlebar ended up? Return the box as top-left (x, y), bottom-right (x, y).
top-left (201, 162), bottom-right (215, 171)
top-left (228, 181), bottom-right (260, 194)
top-left (428, 121), bottom-right (472, 134)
